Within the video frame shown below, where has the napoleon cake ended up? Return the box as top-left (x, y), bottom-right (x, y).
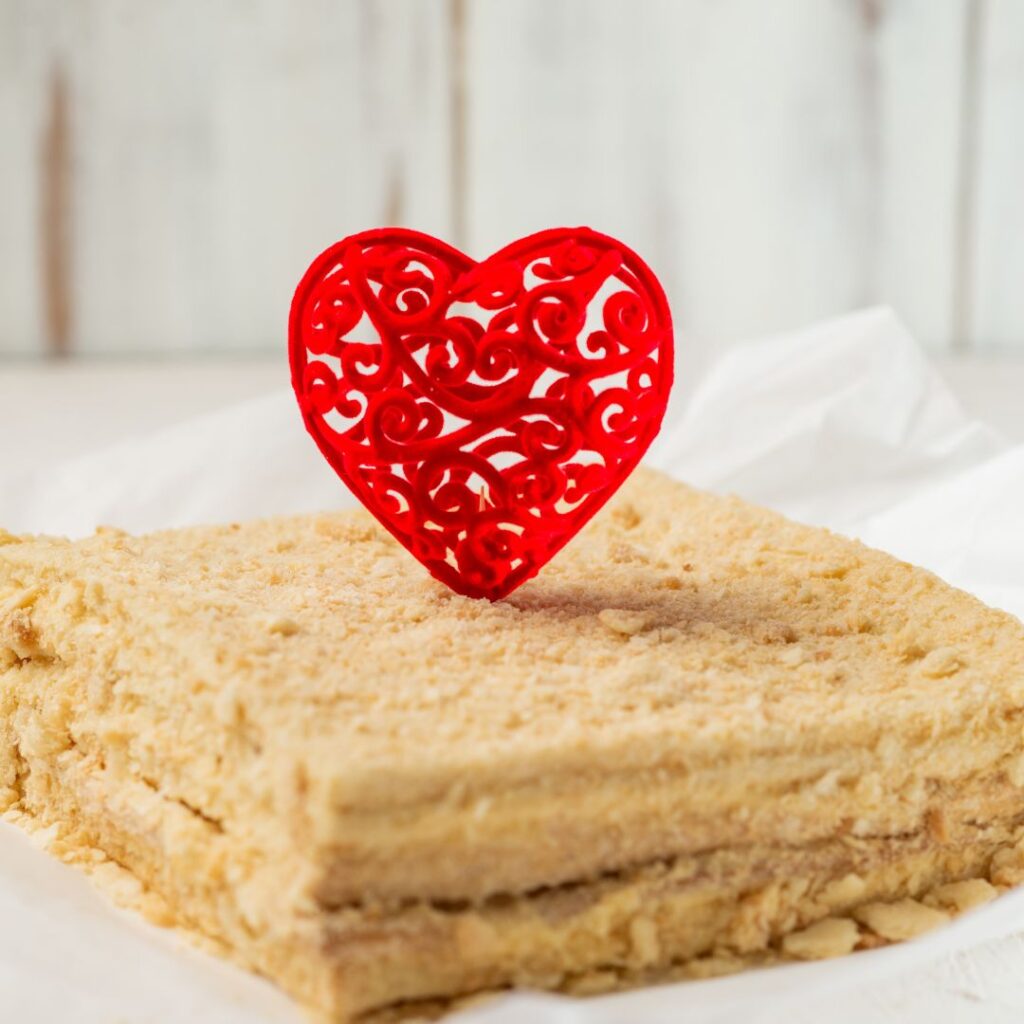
top-left (2, 468), bottom-right (1024, 1020)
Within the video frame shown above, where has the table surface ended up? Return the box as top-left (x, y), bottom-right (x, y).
top-left (2, 354), bottom-right (1024, 1024)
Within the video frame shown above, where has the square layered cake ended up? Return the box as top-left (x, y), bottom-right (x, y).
top-left (3, 469), bottom-right (1024, 1019)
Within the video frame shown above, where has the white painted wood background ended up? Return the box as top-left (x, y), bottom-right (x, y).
top-left (1, 0), bottom-right (1022, 357)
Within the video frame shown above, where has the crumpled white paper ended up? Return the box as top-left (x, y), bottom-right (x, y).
top-left (2, 306), bottom-right (1023, 1023)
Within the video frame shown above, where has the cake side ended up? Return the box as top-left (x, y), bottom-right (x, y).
top-left (5, 654), bottom-right (1024, 1022)
top-left (5, 683), bottom-right (1024, 1019)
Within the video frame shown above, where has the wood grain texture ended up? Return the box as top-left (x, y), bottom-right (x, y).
top-left (1, 0), bottom-right (1022, 355)
top-left (972, 0), bottom-right (1024, 349)
top-left (463, 0), bottom-right (975, 351)
top-left (40, 63), bottom-right (72, 357)
top-left (873, 0), bottom-right (969, 350)
top-left (62, 0), bottom-right (454, 354)
top-left (465, 0), bottom-right (863, 343)
top-left (0, 0), bottom-right (58, 355)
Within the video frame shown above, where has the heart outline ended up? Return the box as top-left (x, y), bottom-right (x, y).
top-left (289, 226), bottom-right (673, 599)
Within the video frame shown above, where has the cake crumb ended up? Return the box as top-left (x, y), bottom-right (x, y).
top-left (598, 609), bottom-right (650, 636)
top-left (782, 917), bottom-right (859, 960)
top-left (919, 647), bottom-right (963, 678)
top-left (564, 970), bottom-right (619, 996)
top-left (1006, 753), bottom-right (1024, 787)
top-left (926, 879), bottom-right (998, 914)
top-left (629, 916), bottom-right (661, 966)
top-left (755, 621), bottom-right (798, 645)
top-left (990, 840), bottom-right (1024, 886)
top-left (854, 899), bottom-right (949, 940)
top-left (0, 586), bottom-right (39, 615)
top-left (265, 616), bottom-right (300, 637)
top-left (926, 807), bottom-right (949, 842)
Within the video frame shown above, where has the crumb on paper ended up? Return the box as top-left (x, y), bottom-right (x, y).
top-left (782, 917), bottom-right (860, 959)
top-left (926, 879), bottom-right (998, 914)
top-left (853, 899), bottom-right (950, 940)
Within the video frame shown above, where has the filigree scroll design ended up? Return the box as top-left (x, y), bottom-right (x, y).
top-left (289, 227), bottom-right (673, 600)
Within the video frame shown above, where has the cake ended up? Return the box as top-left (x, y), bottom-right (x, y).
top-left (2, 468), bottom-right (1024, 1020)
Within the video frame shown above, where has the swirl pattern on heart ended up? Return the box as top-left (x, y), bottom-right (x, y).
top-left (290, 227), bottom-right (673, 600)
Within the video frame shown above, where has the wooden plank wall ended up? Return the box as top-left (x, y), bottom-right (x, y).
top-left (0, 0), bottom-right (1021, 357)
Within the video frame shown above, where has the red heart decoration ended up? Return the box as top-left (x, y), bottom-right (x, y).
top-left (289, 227), bottom-right (673, 600)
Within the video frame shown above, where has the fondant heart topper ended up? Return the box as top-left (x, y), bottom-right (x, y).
top-left (289, 227), bottom-right (673, 600)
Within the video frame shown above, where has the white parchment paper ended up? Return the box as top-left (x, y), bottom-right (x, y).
top-left (2, 306), bottom-right (1023, 1022)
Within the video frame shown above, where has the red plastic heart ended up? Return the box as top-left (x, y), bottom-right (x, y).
top-left (289, 227), bottom-right (674, 600)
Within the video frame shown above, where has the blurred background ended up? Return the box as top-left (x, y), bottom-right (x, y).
top-left (1, 0), bottom-right (1023, 465)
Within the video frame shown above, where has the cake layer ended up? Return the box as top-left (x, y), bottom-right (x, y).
top-left (3, 468), bottom-right (1024, 1018)
top-left (5, 702), bottom-right (1024, 1019)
